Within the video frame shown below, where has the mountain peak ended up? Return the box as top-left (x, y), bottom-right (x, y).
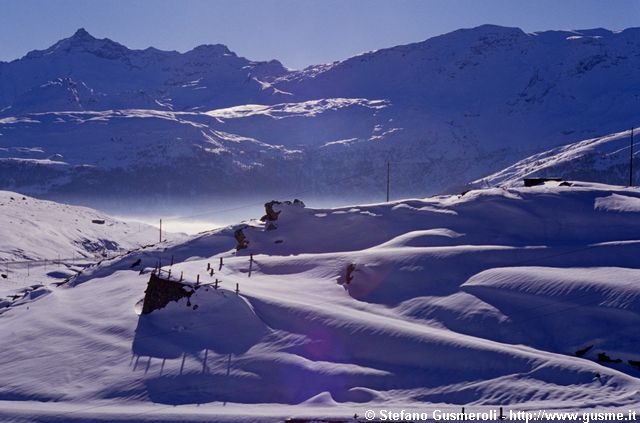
top-left (64, 28), bottom-right (109, 48)
top-left (71, 28), bottom-right (94, 40)
top-left (24, 28), bottom-right (129, 60)
top-left (186, 44), bottom-right (233, 57)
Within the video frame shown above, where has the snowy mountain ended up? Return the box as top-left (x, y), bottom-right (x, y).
top-left (473, 127), bottom-right (639, 188)
top-left (0, 28), bottom-right (289, 114)
top-left (1, 182), bottom-right (640, 421)
top-left (2, 25), bottom-right (640, 201)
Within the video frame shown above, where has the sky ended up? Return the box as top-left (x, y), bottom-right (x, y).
top-left (0, 0), bottom-right (639, 69)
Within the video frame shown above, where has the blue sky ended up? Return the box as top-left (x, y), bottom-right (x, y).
top-left (0, 0), bottom-right (639, 69)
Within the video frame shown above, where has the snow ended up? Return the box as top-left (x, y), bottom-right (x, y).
top-left (3, 26), bottom-right (640, 200)
top-left (2, 23), bottom-right (640, 422)
top-left (474, 128), bottom-right (638, 188)
top-left (0, 190), bottom-right (159, 262)
top-left (0, 190), bottom-right (170, 299)
top-left (595, 193), bottom-right (640, 213)
top-left (204, 98), bottom-right (387, 120)
top-left (1, 182), bottom-right (640, 421)
top-left (463, 266), bottom-right (640, 312)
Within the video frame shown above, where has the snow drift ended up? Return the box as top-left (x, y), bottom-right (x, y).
top-left (0, 182), bottom-right (639, 421)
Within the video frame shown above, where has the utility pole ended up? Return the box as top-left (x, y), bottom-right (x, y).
top-left (631, 128), bottom-right (635, 187)
top-left (159, 219), bottom-right (162, 243)
top-left (386, 161), bottom-right (390, 202)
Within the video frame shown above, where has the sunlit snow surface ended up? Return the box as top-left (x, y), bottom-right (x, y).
top-left (1, 182), bottom-right (639, 421)
top-left (474, 128), bottom-right (640, 189)
top-left (0, 190), bottom-right (168, 300)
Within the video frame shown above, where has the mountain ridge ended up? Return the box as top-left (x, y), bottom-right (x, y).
top-left (1, 25), bottom-right (640, 202)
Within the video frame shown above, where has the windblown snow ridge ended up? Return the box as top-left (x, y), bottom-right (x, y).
top-left (1, 182), bottom-right (639, 422)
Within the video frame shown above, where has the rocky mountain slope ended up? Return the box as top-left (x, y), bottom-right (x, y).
top-left (1, 25), bottom-right (640, 201)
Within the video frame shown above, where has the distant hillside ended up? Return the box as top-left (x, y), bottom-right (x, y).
top-left (473, 128), bottom-right (639, 188)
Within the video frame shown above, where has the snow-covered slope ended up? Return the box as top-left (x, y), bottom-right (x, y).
top-left (473, 128), bottom-right (639, 188)
top-left (0, 102), bottom-right (382, 198)
top-left (0, 29), bottom-right (290, 114)
top-left (2, 26), bottom-right (640, 200)
top-left (0, 190), bottom-right (163, 299)
top-left (0, 190), bottom-right (160, 262)
top-left (277, 25), bottom-right (640, 148)
top-left (0, 98), bottom-right (503, 200)
top-left (1, 182), bottom-right (639, 421)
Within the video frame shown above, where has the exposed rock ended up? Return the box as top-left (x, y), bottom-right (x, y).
top-left (575, 345), bottom-right (593, 357)
top-left (260, 199), bottom-right (306, 223)
top-left (141, 272), bottom-right (195, 315)
top-left (234, 228), bottom-right (249, 251)
top-left (597, 352), bottom-right (622, 363)
top-left (346, 263), bottom-right (356, 284)
top-left (261, 201), bottom-right (282, 222)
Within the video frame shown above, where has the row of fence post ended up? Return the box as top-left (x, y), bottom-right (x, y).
top-left (3, 250), bottom-right (255, 295)
top-left (1, 250), bottom-right (125, 280)
top-left (153, 253), bottom-right (257, 295)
